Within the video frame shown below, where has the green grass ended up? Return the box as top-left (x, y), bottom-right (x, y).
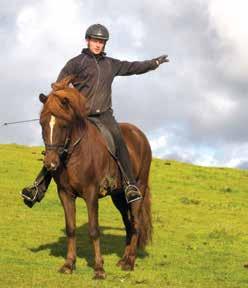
top-left (1, 144), bottom-right (248, 287)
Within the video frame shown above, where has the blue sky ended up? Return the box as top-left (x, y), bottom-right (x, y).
top-left (0, 0), bottom-right (248, 168)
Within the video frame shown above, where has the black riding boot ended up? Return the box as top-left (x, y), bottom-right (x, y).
top-left (21, 166), bottom-right (52, 208)
top-left (117, 148), bottom-right (143, 204)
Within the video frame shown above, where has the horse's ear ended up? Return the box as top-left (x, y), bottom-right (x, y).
top-left (39, 93), bottom-right (48, 104)
top-left (52, 75), bottom-right (75, 91)
top-left (63, 75), bottom-right (75, 86)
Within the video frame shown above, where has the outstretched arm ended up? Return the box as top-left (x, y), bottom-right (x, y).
top-left (111, 55), bottom-right (169, 76)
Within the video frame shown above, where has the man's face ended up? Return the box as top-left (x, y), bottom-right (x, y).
top-left (87, 37), bottom-right (106, 55)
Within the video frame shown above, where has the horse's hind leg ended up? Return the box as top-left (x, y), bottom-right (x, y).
top-left (122, 198), bottom-right (142, 270)
top-left (57, 189), bottom-right (76, 274)
top-left (111, 192), bottom-right (132, 268)
top-left (86, 187), bottom-right (105, 279)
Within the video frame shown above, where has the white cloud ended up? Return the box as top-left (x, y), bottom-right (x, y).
top-left (149, 135), bottom-right (167, 152)
top-left (197, 92), bottom-right (237, 127)
top-left (208, 94), bottom-right (236, 114)
top-left (14, 0), bottom-right (84, 78)
top-left (219, 143), bottom-right (248, 168)
top-left (1, 0), bottom-right (248, 169)
top-left (208, 0), bottom-right (248, 79)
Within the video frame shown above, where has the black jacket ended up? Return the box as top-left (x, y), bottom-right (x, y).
top-left (57, 48), bottom-right (159, 115)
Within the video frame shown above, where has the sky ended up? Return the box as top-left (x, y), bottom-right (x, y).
top-left (0, 0), bottom-right (248, 168)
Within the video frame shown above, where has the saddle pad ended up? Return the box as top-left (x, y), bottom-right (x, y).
top-left (87, 117), bottom-right (116, 157)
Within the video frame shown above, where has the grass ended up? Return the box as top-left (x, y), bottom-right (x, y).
top-left (1, 144), bottom-right (248, 287)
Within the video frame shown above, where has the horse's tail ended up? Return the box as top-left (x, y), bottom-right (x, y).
top-left (138, 183), bottom-right (152, 249)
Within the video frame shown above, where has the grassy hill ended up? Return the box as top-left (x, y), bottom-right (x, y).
top-left (1, 144), bottom-right (248, 287)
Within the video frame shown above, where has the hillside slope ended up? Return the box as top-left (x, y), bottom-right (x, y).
top-left (1, 144), bottom-right (248, 287)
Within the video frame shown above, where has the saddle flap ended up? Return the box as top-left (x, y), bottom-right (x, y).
top-left (88, 117), bottom-right (116, 157)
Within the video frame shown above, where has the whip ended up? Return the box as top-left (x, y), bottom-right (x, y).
top-left (1, 118), bottom-right (39, 127)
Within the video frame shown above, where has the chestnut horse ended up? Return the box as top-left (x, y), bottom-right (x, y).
top-left (39, 76), bottom-right (152, 279)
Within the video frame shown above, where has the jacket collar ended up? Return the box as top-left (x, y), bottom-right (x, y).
top-left (81, 48), bottom-right (106, 60)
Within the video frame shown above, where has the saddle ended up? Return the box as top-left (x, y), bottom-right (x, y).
top-left (87, 116), bottom-right (116, 157)
top-left (87, 117), bottom-right (130, 187)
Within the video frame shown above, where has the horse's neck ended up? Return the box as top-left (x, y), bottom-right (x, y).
top-left (70, 118), bottom-right (87, 142)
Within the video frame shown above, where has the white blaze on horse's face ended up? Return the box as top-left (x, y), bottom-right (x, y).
top-left (49, 115), bottom-right (56, 144)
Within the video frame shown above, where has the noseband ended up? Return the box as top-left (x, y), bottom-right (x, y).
top-left (43, 122), bottom-right (87, 162)
top-left (45, 135), bottom-right (71, 157)
top-left (44, 122), bottom-right (72, 157)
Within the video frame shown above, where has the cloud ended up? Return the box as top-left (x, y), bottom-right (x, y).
top-left (0, 0), bottom-right (248, 168)
top-left (208, 0), bottom-right (248, 79)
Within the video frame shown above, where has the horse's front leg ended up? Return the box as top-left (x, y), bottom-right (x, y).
top-left (58, 189), bottom-right (76, 274)
top-left (86, 186), bottom-right (105, 279)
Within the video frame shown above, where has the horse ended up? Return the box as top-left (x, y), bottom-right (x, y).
top-left (39, 75), bottom-right (152, 279)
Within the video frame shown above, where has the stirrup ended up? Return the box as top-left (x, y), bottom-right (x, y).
top-left (125, 184), bottom-right (142, 204)
top-left (20, 181), bottom-right (39, 203)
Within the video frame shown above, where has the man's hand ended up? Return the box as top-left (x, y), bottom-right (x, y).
top-left (155, 55), bottom-right (169, 66)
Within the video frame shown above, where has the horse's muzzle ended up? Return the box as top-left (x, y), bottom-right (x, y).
top-left (43, 152), bottom-right (60, 171)
top-left (44, 161), bottom-right (59, 171)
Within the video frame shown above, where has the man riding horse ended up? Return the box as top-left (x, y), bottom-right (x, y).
top-left (21, 24), bottom-right (169, 207)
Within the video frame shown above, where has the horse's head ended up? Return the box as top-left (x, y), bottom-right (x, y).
top-left (39, 75), bottom-right (86, 171)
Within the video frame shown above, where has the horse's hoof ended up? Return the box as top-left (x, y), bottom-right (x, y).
top-left (116, 259), bottom-right (125, 267)
top-left (121, 263), bottom-right (133, 271)
top-left (58, 266), bottom-right (73, 274)
top-left (119, 258), bottom-right (135, 271)
top-left (93, 269), bottom-right (106, 280)
top-left (58, 263), bottom-right (75, 274)
top-left (117, 254), bottom-right (135, 271)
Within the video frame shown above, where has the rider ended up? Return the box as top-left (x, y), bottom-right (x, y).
top-left (21, 24), bottom-right (169, 207)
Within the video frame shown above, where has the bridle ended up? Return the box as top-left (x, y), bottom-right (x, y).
top-left (44, 132), bottom-right (71, 157)
top-left (43, 120), bottom-right (88, 163)
top-left (43, 115), bottom-right (71, 156)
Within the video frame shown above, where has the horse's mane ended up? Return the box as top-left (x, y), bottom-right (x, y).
top-left (40, 75), bottom-right (87, 122)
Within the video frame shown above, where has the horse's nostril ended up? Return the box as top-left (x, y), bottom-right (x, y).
top-left (43, 160), bottom-right (57, 171)
top-left (51, 163), bottom-right (56, 168)
top-left (49, 162), bottom-right (57, 171)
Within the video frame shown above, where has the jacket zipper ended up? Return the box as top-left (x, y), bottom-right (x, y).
top-left (90, 57), bottom-right (101, 113)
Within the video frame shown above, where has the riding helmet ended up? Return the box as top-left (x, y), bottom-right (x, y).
top-left (85, 24), bottom-right (109, 41)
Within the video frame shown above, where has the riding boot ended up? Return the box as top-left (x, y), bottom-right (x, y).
top-left (112, 127), bottom-right (142, 203)
top-left (116, 155), bottom-right (143, 203)
top-left (95, 110), bottom-right (142, 204)
top-left (21, 166), bottom-right (52, 208)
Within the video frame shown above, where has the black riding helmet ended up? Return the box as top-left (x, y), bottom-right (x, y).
top-left (85, 24), bottom-right (109, 41)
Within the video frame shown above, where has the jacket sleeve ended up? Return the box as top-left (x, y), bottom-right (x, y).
top-left (56, 58), bottom-right (79, 82)
top-left (110, 57), bottom-right (159, 76)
